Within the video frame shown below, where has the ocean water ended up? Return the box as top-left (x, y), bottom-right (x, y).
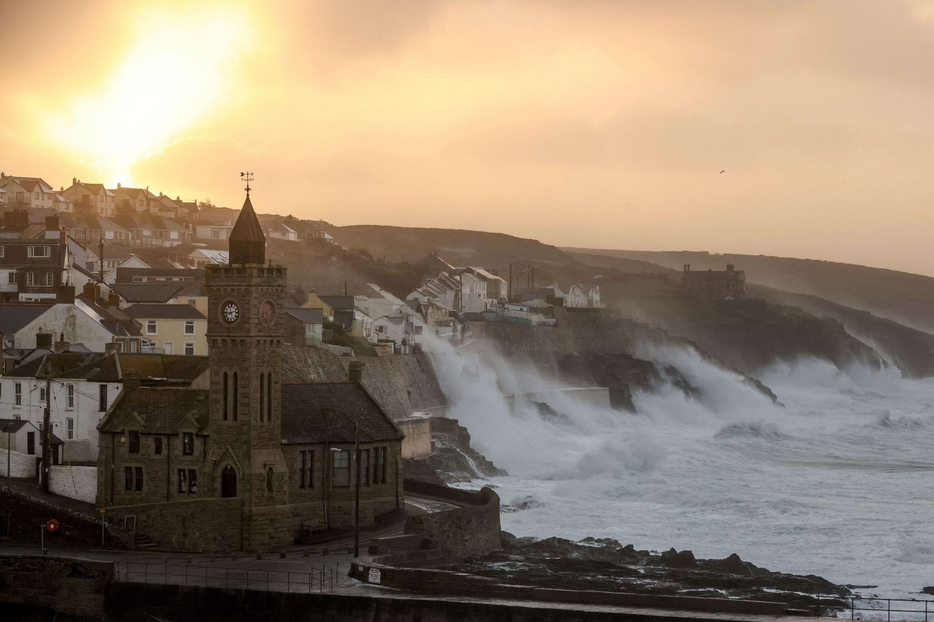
top-left (427, 340), bottom-right (934, 600)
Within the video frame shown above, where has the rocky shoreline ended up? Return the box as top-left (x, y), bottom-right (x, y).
top-left (457, 533), bottom-right (850, 613)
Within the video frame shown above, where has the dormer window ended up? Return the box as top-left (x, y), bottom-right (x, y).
top-left (28, 246), bottom-right (50, 258)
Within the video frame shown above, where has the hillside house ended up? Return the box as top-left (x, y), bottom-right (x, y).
top-left (682, 264), bottom-right (746, 300)
top-left (0, 174), bottom-right (57, 210)
top-left (62, 180), bottom-right (117, 217)
top-left (126, 303), bottom-right (208, 355)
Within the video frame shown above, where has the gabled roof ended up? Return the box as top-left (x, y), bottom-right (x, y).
top-left (99, 388), bottom-right (209, 435)
top-left (286, 308), bottom-right (324, 324)
top-left (229, 195), bottom-right (266, 265)
top-left (0, 304), bottom-right (54, 337)
top-left (2, 176), bottom-right (54, 194)
top-left (280, 382), bottom-right (404, 444)
top-left (7, 352), bottom-right (98, 379)
top-left (125, 303), bottom-right (206, 320)
top-left (111, 282), bottom-right (186, 303)
top-left (319, 295), bottom-right (355, 311)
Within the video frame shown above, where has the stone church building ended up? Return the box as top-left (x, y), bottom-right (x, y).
top-left (96, 192), bottom-right (405, 552)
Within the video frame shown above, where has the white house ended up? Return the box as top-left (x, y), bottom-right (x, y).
top-left (0, 174), bottom-right (57, 210)
top-left (266, 222), bottom-right (299, 241)
top-left (566, 284), bottom-right (603, 309)
top-left (188, 248), bottom-right (228, 268)
top-left (7, 300), bottom-right (141, 352)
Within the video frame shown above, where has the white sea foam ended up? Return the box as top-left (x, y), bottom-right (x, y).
top-left (424, 336), bottom-right (934, 599)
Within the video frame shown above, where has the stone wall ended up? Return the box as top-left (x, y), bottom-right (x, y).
top-left (49, 465), bottom-right (97, 504)
top-left (402, 479), bottom-right (501, 561)
top-left (281, 347), bottom-right (447, 421)
top-left (397, 417), bottom-right (432, 458)
top-left (0, 555), bottom-right (113, 618)
top-left (103, 497), bottom-right (243, 552)
top-left (0, 448), bottom-right (36, 478)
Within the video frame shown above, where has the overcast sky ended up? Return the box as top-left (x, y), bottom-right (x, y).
top-left (3, 1), bottom-right (934, 274)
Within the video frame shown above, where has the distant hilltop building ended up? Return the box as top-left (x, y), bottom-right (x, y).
top-left (682, 264), bottom-right (745, 300)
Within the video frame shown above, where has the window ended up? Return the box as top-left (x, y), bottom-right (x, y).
top-left (163, 341), bottom-right (174, 355)
top-left (178, 469), bottom-right (187, 493)
top-left (267, 373), bottom-right (272, 420)
top-left (66, 384), bottom-right (75, 409)
top-left (188, 299), bottom-right (197, 306)
top-left (146, 320), bottom-right (157, 334)
top-left (332, 450), bottom-right (350, 487)
top-left (182, 432), bottom-right (194, 455)
top-left (222, 372), bottom-right (228, 420)
top-left (259, 372), bottom-right (265, 422)
top-left (184, 342), bottom-right (194, 356)
top-left (27, 246), bottom-right (50, 258)
top-left (128, 431), bottom-right (140, 453)
top-left (361, 449), bottom-right (371, 486)
top-left (0, 246), bottom-right (4, 258)
top-left (27, 431), bottom-right (35, 455)
top-left (26, 272), bottom-right (35, 287)
top-left (7, 272), bottom-right (15, 285)
top-left (154, 437), bottom-right (163, 455)
top-left (266, 467), bottom-right (275, 492)
top-left (135, 466), bottom-right (143, 491)
top-left (99, 384), bottom-right (108, 412)
top-left (188, 469), bottom-right (197, 493)
top-left (232, 372), bottom-right (238, 421)
top-left (44, 272), bottom-right (53, 287)
top-left (125, 466), bottom-right (133, 491)
top-left (66, 418), bottom-right (74, 440)
top-left (184, 320), bottom-right (195, 335)
top-left (376, 447), bottom-right (387, 484)
top-left (299, 450), bottom-right (314, 489)
top-left (39, 386), bottom-right (47, 403)
top-left (14, 382), bottom-right (21, 406)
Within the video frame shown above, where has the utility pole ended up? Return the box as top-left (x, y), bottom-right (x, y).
top-left (99, 238), bottom-right (105, 284)
top-left (353, 421), bottom-right (360, 559)
top-left (508, 264), bottom-right (512, 301)
top-left (40, 356), bottom-right (51, 493)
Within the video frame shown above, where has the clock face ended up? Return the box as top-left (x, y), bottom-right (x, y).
top-left (222, 302), bottom-right (240, 324)
top-left (259, 301), bottom-right (276, 325)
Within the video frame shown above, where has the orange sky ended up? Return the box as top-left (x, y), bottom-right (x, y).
top-left (3, 1), bottom-right (934, 275)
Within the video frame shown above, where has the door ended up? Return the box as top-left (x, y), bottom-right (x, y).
top-left (221, 465), bottom-right (237, 498)
top-left (163, 342), bottom-right (174, 355)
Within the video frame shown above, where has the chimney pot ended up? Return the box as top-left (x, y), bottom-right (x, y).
top-left (348, 361), bottom-right (364, 384)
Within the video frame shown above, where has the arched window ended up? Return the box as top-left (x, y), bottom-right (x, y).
top-left (259, 372), bottom-right (265, 422)
top-left (222, 372), bottom-right (228, 420)
top-left (221, 465), bottom-right (237, 498)
top-left (232, 372), bottom-right (239, 421)
top-left (267, 372), bottom-right (273, 421)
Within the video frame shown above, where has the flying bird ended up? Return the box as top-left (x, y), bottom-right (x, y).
top-left (720, 170), bottom-right (725, 174)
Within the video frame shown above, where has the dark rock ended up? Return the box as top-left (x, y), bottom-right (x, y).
top-left (923, 586), bottom-right (934, 596)
top-left (660, 548), bottom-right (697, 568)
top-left (532, 401), bottom-right (569, 424)
top-left (712, 553), bottom-right (753, 576)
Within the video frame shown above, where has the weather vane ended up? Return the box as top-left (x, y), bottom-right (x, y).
top-left (240, 171), bottom-right (253, 197)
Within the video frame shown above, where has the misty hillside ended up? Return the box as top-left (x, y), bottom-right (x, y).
top-left (566, 248), bottom-right (934, 334)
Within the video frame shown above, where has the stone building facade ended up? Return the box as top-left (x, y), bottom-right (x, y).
top-left (96, 191), bottom-right (404, 551)
top-left (682, 264), bottom-right (746, 300)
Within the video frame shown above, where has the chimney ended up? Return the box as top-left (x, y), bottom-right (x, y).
top-left (121, 369), bottom-right (140, 392)
top-left (45, 215), bottom-right (60, 231)
top-left (108, 291), bottom-right (121, 308)
top-left (117, 183), bottom-right (122, 189)
top-left (348, 361), bottom-right (364, 384)
top-left (105, 342), bottom-right (118, 355)
top-left (726, 264), bottom-right (734, 272)
top-left (82, 282), bottom-right (101, 303)
top-left (56, 285), bottom-right (75, 304)
top-left (52, 333), bottom-right (70, 354)
top-left (72, 178), bottom-right (76, 186)
top-left (36, 333), bottom-right (53, 349)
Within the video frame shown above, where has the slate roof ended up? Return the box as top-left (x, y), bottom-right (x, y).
top-left (319, 296), bottom-right (355, 311)
top-left (125, 304), bottom-right (206, 320)
top-left (99, 388), bottom-right (210, 435)
top-left (7, 352), bottom-right (98, 378)
top-left (280, 383), bottom-right (404, 445)
top-left (0, 304), bottom-right (54, 337)
top-left (118, 354), bottom-right (209, 384)
top-left (229, 195), bottom-right (265, 244)
top-left (285, 308), bottom-right (324, 324)
top-left (0, 419), bottom-right (32, 434)
top-left (111, 282), bottom-right (187, 303)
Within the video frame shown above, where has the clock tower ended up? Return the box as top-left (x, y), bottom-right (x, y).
top-left (205, 178), bottom-right (291, 550)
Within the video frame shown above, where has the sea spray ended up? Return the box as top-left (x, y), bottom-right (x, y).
top-left (423, 335), bottom-right (934, 598)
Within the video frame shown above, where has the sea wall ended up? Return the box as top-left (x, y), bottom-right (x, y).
top-left (281, 346), bottom-right (447, 420)
top-left (49, 465), bottom-right (97, 504)
top-left (402, 479), bottom-right (501, 561)
top-left (0, 449), bottom-right (36, 478)
top-left (0, 555), bottom-right (113, 618)
top-left (102, 497), bottom-right (243, 552)
top-left (396, 417), bottom-right (432, 459)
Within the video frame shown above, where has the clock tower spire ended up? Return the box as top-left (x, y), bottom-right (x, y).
top-left (204, 176), bottom-right (290, 550)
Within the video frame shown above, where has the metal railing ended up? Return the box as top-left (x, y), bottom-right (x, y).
top-left (116, 561), bottom-right (347, 593)
top-left (813, 595), bottom-right (934, 620)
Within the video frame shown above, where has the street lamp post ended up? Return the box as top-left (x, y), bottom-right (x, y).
top-left (353, 421), bottom-right (360, 559)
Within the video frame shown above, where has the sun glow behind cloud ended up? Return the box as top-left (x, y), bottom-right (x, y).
top-left (44, 5), bottom-right (253, 186)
